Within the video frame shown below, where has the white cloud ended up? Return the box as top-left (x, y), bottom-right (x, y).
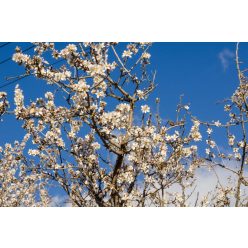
top-left (49, 195), bottom-right (72, 207)
top-left (218, 48), bottom-right (235, 70)
top-left (166, 160), bottom-right (248, 206)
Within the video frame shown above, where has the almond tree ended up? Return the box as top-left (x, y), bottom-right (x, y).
top-left (1, 42), bottom-right (247, 207)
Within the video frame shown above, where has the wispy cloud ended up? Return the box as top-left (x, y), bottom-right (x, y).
top-left (166, 160), bottom-right (248, 206)
top-left (49, 195), bottom-right (72, 207)
top-left (218, 48), bottom-right (235, 71)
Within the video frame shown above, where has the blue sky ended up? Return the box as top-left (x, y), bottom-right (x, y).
top-left (0, 42), bottom-right (246, 150)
